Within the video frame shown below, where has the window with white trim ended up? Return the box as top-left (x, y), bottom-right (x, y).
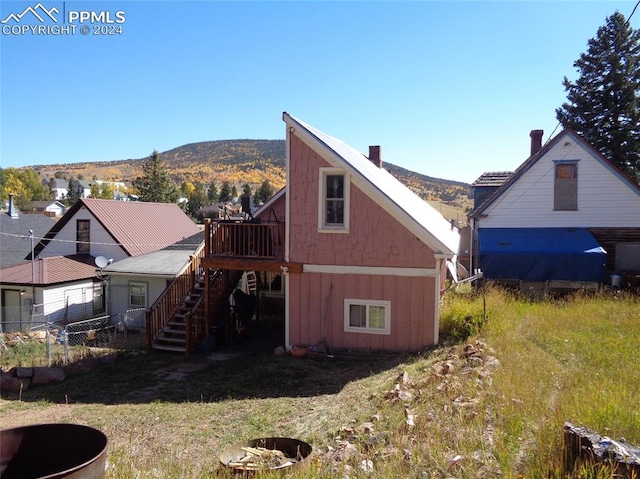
top-left (129, 282), bottom-right (147, 308)
top-left (344, 299), bottom-right (391, 335)
top-left (318, 168), bottom-right (349, 232)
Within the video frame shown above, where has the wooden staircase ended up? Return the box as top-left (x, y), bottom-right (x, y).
top-left (151, 276), bottom-right (205, 353)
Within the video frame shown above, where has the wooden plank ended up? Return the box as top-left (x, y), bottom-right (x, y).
top-left (201, 257), bottom-right (302, 273)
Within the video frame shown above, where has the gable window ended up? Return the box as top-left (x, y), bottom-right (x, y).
top-left (344, 299), bottom-right (391, 335)
top-left (318, 168), bottom-right (350, 232)
top-left (554, 161), bottom-right (578, 211)
top-left (77, 220), bottom-right (90, 253)
top-left (129, 282), bottom-right (147, 308)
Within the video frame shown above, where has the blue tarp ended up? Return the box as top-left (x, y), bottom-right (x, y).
top-left (478, 228), bottom-right (606, 282)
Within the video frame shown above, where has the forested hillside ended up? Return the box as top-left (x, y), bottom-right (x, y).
top-left (27, 139), bottom-right (473, 221)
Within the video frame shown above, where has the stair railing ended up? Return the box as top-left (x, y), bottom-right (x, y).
top-left (146, 241), bottom-right (206, 349)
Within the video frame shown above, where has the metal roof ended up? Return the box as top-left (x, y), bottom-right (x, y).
top-left (0, 254), bottom-right (98, 286)
top-left (103, 231), bottom-right (203, 277)
top-left (32, 199), bottom-right (201, 258)
top-left (0, 213), bottom-right (57, 268)
top-left (470, 172), bottom-right (513, 188)
top-left (283, 113), bottom-right (459, 256)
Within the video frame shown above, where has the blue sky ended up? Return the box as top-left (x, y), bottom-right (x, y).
top-left (1, 0), bottom-right (638, 184)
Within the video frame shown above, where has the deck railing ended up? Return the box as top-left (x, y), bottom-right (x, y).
top-left (146, 242), bottom-right (206, 350)
top-left (205, 219), bottom-right (284, 259)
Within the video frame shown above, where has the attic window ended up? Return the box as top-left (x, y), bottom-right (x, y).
top-left (318, 168), bottom-right (350, 232)
top-left (77, 220), bottom-right (90, 254)
top-left (554, 161), bottom-right (578, 211)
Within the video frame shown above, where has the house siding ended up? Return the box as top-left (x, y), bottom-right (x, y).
top-left (38, 206), bottom-right (127, 260)
top-left (479, 137), bottom-right (640, 228)
top-left (288, 272), bottom-right (436, 352)
top-left (288, 135), bottom-right (436, 268)
top-left (40, 280), bottom-right (98, 324)
top-left (109, 275), bottom-right (169, 329)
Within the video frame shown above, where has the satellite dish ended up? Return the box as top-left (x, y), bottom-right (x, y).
top-left (95, 256), bottom-right (109, 268)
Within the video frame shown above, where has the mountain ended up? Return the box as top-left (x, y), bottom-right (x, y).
top-left (30, 139), bottom-right (472, 221)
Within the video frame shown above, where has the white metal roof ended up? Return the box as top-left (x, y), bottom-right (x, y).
top-left (283, 113), bottom-right (459, 256)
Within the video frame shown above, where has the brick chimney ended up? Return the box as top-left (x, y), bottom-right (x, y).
top-left (8, 193), bottom-right (18, 219)
top-left (530, 130), bottom-right (544, 156)
top-left (369, 145), bottom-right (382, 168)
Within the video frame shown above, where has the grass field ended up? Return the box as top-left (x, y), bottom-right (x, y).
top-left (1, 287), bottom-right (638, 478)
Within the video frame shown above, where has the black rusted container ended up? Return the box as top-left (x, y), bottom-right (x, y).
top-left (0, 423), bottom-right (108, 479)
top-left (219, 437), bottom-right (312, 473)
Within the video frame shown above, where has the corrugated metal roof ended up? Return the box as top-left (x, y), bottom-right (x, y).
top-left (0, 254), bottom-right (98, 286)
top-left (81, 199), bottom-right (201, 256)
top-left (283, 113), bottom-right (459, 256)
top-left (32, 199), bottom-right (201, 258)
top-left (470, 172), bottom-right (513, 188)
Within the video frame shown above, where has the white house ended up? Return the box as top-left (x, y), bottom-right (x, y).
top-left (470, 129), bottom-right (640, 289)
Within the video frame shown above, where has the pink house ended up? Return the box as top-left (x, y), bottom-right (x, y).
top-left (281, 113), bottom-right (459, 352)
top-left (179, 113), bottom-right (460, 355)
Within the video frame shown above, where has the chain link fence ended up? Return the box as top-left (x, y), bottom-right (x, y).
top-left (1, 309), bottom-right (148, 366)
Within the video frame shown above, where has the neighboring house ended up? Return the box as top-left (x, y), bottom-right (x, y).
top-left (196, 113), bottom-right (460, 354)
top-left (23, 201), bottom-right (67, 217)
top-left (0, 255), bottom-right (103, 332)
top-left (44, 178), bottom-right (69, 201)
top-left (102, 232), bottom-right (204, 329)
top-left (0, 195), bottom-right (57, 268)
top-left (76, 180), bottom-right (95, 198)
top-left (470, 129), bottom-right (640, 290)
top-left (1, 198), bottom-right (201, 332)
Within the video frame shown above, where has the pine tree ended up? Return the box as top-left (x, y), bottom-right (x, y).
top-left (219, 181), bottom-right (232, 203)
top-left (207, 181), bottom-right (218, 203)
top-left (241, 183), bottom-right (252, 198)
top-left (556, 11), bottom-right (640, 182)
top-left (255, 179), bottom-right (274, 204)
top-left (132, 150), bottom-right (179, 203)
top-left (66, 177), bottom-right (82, 206)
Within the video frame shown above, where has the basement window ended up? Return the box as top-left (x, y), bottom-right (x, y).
top-left (344, 299), bottom-right (391, 335)
top-left (554, 161), bottom-right (578, 211)
top-left (318, 168), bottom-right (350, 232)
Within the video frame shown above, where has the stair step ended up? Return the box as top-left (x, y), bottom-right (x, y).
top-left (156, 335), bottom-right (186, 344)
top-left (151, 343), bottom-right (187, 353)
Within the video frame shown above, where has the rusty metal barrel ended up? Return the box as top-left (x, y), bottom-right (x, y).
top-left (0, 423), bottom-right (108, 479)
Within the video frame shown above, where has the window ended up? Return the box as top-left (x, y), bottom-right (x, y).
top-left (554, 162), bottom-right (578, 211)
top-left (318, 168), bottom-right (350, 231)
top-left (76, 220), bottom-right (90, 253)
top-left (93, 283), bottom-right (105, 314)
top-left (129, 282), bottom-right (147, 308)
top-left (344, 299), bottom-right (391, 335)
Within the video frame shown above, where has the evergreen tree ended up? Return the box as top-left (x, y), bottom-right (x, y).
top-left (132, 150), bottom-right (179, 203)
top-left (231, 185), bottom-right (238, 198)
top-left (255, 179), bottom-right (274, 204)
top-left (556, 11), bottom-right (640, 182)
top-left (219, 181), bottom-right (232, 203)
top-left (241, 183), bottom-right (252, 197)
top-left (66, 177), bottom-right (82, 206)
top-left (207, 181), bottom-right (218, 203)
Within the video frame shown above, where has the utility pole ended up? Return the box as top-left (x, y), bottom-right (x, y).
top-left (29, 229), bottom-right (34, 283)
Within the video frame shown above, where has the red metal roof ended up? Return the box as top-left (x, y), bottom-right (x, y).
top-left (33, 199), bottom-right (201, 258)
top-left (0, 255), bottom-right (99, 286)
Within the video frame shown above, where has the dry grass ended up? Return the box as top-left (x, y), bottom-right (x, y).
top-left (1, 287), bottom-right (638, 478)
